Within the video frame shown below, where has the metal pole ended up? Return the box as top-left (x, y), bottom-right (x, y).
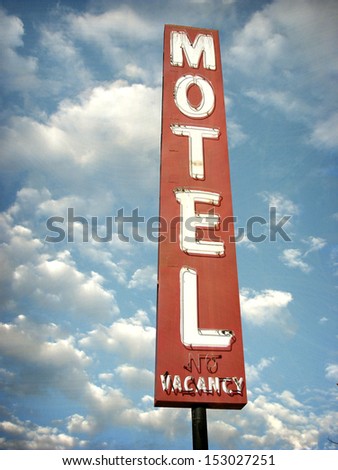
top-left (191, 406), bottom-right (209, 450)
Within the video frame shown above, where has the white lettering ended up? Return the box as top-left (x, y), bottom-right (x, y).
top-left (196, 376), bottom-right (207, 392)
top-left (174, 189), bottom-right (224, 256)
top-left (174, 75), bottom-right (215, 119)
top-left (160, 374), bottom-right (244, 396)
top-left (221, 378), bottom-right (232, 394)
top-left (180, 266), bottom-right (235, 348)
top-left (208, 376), bottom-right (220, 393)
top-left (172, 374), bottom-right (182, 392)
top-left (184, 375), bottom-right (194, 392)
top-left (160, 374), bottom-right (171, 391)
top-left (170, 31), bottom-right (216, 70)
top-left (171, 125), bottom-right (220, 180)
top-left (233, 377), bottom-right (244, 393)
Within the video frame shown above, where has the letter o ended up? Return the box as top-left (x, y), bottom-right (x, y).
top-left (174, 75), bottom-right (215, 118)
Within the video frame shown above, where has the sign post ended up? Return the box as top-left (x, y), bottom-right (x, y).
top-left (192, 406), bottom-right (208, 450)
top-left (155, 25), bottom-right (247, 448)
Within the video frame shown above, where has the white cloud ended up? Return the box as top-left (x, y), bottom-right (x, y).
top-left (0, 414), bottom-right (87, 450)
top-left (0, 316), bottom-right (90, 396)
top-left (39, 26), bottom-right (92, 96)
top-left (0, 314), bottom-right (153, 437)
top-left (9, 187), bottom-right (51, 219)
top-left (82, 382), bottom-right (133, 426)
top-left (67, 6), bottom-right (158, 43)
top-left (330, 247), bottom-right (338, 276)
top-left (245, 89), bottom-right (311, 120)
top-left (280, 248), bottom-right (311, 273)
top-left (208, 379), bottom-right (338, 450)
top-left (79, 310), bottom-right (155, 364)
top-left (66, 414), bottom-right (96, 435)
top-left (277, 390), bottom-right (303, 409)
top-left (137, 407), bottom-right (189, 440)
top-left (237, 233), bottom-right (258, 251)
top-left (227, 0), bottom-right (338, 142)
top-left (240, 288), bottom-right (294, 333)
top-left (260, 192), bottom-right (299, 218)
top-left (76, 244), bottom-right (128, 285)
top-left (128, 265), bottom-right (157, 289)
top-left (0, 213), bottom-right (44, 310)
top-left (227, 0), bottom-right (338, 83)
top-left (1, 81), bottom-right (161, 205)
top-left (64, 6), bottom-right (161, 84)
top-left (207, 383), bottom-right (337, 450)
top-left (226, 120), bottom-right (248, 147)
top-left (303, 236), bottom-right (326, 256)
top-left (241, 394), bottom-right (319, 449)
top-left (280, 237), bottom-right (326, 272)
top-left (270, 0), bottom-right (338, 80)
top-left (67, 384), bottom-right (188, 438)
top-left (0, 199), bottom-right (120, 324)
top-left (259, 192), bottom-right (297, 243)
top-left (208, 420), bottom-right (239, 448)
top-left (0, 9), bottom-right (38, 92)
top-left (16, 253), bottom-right (119, 322)
top-left (325, 364), bottom-right (338, 381)
top-left (17, 258), bottom-right (119, 322)
top-left (227, 9), bottom-right (286, 74)
top-left (0, 312), bottom-right (155, 437)
top-left (115, 364), bottom-right (153, 389)
top-left (98, 373), bottom-right (114, 382)
top-left (124, 63), bottom-right (147, 81)
top-left (0, 185), bottom-right (149, 446)
top-left (310, 112), bottom-right (338, 149)
top-left (246, 357), bottom-right (275, 383)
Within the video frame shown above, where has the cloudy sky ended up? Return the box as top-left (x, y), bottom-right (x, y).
top-left (0, 0), bottom-right (337, 450)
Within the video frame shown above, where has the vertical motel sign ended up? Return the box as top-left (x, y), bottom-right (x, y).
top-left (155, 25), bottom-right (247, 409)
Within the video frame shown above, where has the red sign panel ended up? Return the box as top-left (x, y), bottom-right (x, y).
top-left (154, 25), bottom-right (247, 409)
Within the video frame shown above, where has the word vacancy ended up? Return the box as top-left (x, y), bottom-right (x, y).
top-left (155, 25), bottom-right (247, 409)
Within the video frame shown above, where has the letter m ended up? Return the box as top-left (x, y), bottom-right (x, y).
top-left (170, 31), bottom-right (216, 70)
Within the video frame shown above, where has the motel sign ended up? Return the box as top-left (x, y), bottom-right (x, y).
top-left (155, 25), bottom-right (247, 409)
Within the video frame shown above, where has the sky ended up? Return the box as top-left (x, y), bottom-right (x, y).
top-left (0, 0), bottom-right (337, 451)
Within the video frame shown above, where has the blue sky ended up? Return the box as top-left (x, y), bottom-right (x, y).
top-left (0, 0), bottom-right (337, 450)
